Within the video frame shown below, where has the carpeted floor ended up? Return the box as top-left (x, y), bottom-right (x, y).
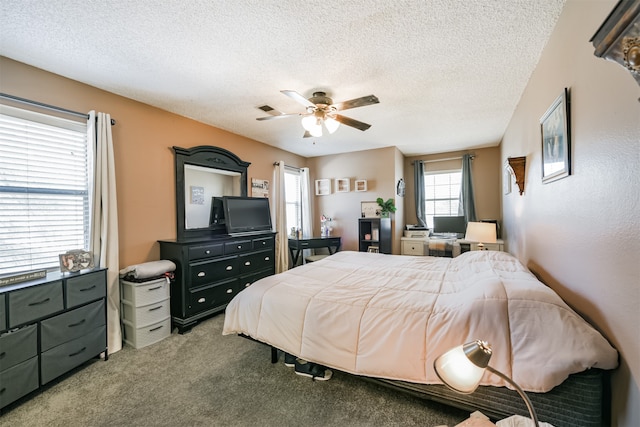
top-left (1, 314), bottom-right (469, 427)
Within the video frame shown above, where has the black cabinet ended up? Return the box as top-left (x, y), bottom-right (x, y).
top-left (0, 269), bottom-right (107, 410)
top-left (358, 218), bottom-right (391, 254)
top-left (159, 232), bottom-right (275, 333)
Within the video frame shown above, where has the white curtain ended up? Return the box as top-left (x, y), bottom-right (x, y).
top-left (272, 161), bottom-right (288, 273)
top-left (88, 111), bottom-right (122, 354)
top-left (300, 167), bottom-right (313, 237)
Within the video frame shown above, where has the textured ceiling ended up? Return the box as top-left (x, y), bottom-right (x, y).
top-left (0, 0), bottom-right (565, 158)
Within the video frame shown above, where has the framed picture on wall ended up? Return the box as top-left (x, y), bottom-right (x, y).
top-left (315, 179), bottom-right (331, 196)
top-left (540, 88), bottom-right (570, 184)
top-left (335, 178), bottom-right (350, 192)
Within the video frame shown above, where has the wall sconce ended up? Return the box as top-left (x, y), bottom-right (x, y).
top-left (591, 1), bottom-right (640, 88)
top-left (506, 156), bottom-right (526, 195)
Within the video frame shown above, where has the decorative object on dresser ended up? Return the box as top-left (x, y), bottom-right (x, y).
top-left (160, 145), bottom-right (276, 334)
top-left (119, 260), bottom-right (176, 349)
top-left (0, 268), bottom-right (107, 410)
top-left (358, 217), bottom-right (391, 254)
top-left (591, 0), bottom-right (640, 87)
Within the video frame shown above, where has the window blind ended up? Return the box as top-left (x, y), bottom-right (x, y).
top-left (424, 170), bottom-right (462, 228)
top-left (0, 105), bottom-right (91, 276)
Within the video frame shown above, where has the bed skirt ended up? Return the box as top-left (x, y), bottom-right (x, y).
top-left (363, 368), bottom-right (608, 427)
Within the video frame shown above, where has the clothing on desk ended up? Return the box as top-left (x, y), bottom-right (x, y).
top-left (428, 239), bottom-right (460, 257)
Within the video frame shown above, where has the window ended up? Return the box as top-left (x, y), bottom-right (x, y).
top-left (0, 105), bottom-right (92, 276)
top-left (284, 168), bottom-right (302, 234)
top-left (424, 170), bottom-right (461, 228)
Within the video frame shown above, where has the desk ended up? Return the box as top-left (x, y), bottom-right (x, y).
top-left (288, 236), bottom-right (341, 266)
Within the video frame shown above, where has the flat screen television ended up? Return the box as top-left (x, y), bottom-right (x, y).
top-left (222, 196), bottom-right (273, 235)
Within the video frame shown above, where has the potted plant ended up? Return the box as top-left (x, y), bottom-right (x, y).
top-left (376, 197), bottom-right (396, 218)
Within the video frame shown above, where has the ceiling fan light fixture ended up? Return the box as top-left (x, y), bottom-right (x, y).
top-left (324, 117), bottom-right (340, 134)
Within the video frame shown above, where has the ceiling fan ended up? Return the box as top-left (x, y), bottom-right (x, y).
top-left (256, 90), bottom-right (379, 137)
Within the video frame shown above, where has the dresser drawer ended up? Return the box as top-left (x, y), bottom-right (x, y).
top-left (123, 317), bottom-right (171, 349)
top-left (239, 268), bottom-right (274, 289)
top-left (0, 294), bottom-right (5, 331)
top-left (66, 271), bottom-right (106, 308)
top-left (252, 236), bottom-right (273, 250)
top-left (41, 325), bottom-right (106, 385)
top-left (239, 249), bottom-right (274, 274)
top-left (0, 356), bottom-right (39, 408)
top-left (402, 240), bottom-right (426, 256)
top-left (121, 277), bottom-right (170, 306)
top-left (187, 279), bottom-right (239, 316)
top-left (0, 324), bottom-right (37, 371)
top-left (224, 239), bottom-right (252, 254)
top-left (121, 298), bottom-right (170, 327)
top-left (188, 243), bottom-right (223, 261)
top-left (9, 281), bottom-right (63, 327)
top-left (41, 300), bottom-right (105, 352)
top-left (189, 256), bottom-right (239, 287)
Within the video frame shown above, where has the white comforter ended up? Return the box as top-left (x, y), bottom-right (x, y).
top-left (222, 250), bottom-right (618, 392)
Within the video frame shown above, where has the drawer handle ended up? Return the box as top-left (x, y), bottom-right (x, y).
top-left (244, 261), bottom-right (251, 266)
top-left (149, 325), bottom-right (164, 332)
top-left (149, 286), bottom-right (162, 290)
top-left (264, 256), bottom-right (270, 261)
top-left (149, 306), bottom-right (163, 312)
top-left (237, 245), bottom-right (242, 249)
top-left (205, 250), bottom-right (211, 254)
top-left (79, 285), bottom-right (97, 292)
top-left (262, 241), bottom-right (266, 245)
top-left (245, 283), bottom-right (251, 287)
top-left (198, 297), bottom-right (206, 303)
top-left (28, 297), bottom-right (50, 306)
top-left (226, 288), bottom-right (233, 294)
top-left (225, 266), bottom-right (233, 271)
top-left (197, 272), bottom-right (206, 277)
top-left (68, 319), bottom-right (86, 328)
top-left (69, 347), bottom-right (87, 357)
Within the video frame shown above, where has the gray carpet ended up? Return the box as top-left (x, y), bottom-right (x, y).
top-left (1, 314), bottom-right (469, 427)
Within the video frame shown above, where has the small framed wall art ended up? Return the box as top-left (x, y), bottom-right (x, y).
top-left (335, 178), bottom-right (350, 193)
top-left (540, 88), bottom-right (570, 184)
top-left (361, 201), bottom-right (380, 218)
top-left (355, 180), bottom-right (367, 192)
top-left (315, 179), bottom-right (331, 196)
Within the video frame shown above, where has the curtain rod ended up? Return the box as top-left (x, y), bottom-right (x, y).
top-left (413, 155), bottom-right (474, 165)
top-left (273, 162), bottom-right (302, 172)
top-left (0, 92), bottom-right (116, 125)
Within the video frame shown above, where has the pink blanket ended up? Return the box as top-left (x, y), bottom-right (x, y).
top-left (223, 250), bottom-right (618, 392)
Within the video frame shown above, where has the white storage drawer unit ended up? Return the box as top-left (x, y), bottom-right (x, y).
top-left (401, 237), bottom-right (428, 256)
top-left (121, 277), bottom-right (171, 349)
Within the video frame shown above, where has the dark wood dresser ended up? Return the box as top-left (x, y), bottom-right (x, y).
top-left (159, 232), bottom-right (275, 333)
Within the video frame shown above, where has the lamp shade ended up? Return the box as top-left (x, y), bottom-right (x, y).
top-left (433, 340), bottom-right (492, 394)
top-left (324, 117), bottom-right (340, 134)
top-left (301, 115), bottom-right (322, 136)
top-left (464, 222), bottom-right (497, 244)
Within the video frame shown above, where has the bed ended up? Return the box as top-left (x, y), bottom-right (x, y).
top-left (222, 250), bottom-right (618, 426)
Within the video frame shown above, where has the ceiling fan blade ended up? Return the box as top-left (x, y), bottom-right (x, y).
top-left (334, 114), bottom-right (372, 131)
top-left (333, 95), bottom-right (379, 111)
top-left (256, 113), bottom-right (300, 121)
top-left (281, 90), bottom-right (316, 108)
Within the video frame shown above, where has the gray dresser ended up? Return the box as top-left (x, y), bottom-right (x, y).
top-left (0, 269), bottom-right (107, 410)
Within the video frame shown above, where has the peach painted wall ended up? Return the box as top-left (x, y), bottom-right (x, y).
top-left (500, 1), bottom-right (640, 425)
top-left (0, 57), bottom-right (306, 268)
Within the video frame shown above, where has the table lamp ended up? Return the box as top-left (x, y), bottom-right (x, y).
top-left (434, 340), bottom-right (540, 427)
top-left (464, 222), bottom-right (497, 251)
